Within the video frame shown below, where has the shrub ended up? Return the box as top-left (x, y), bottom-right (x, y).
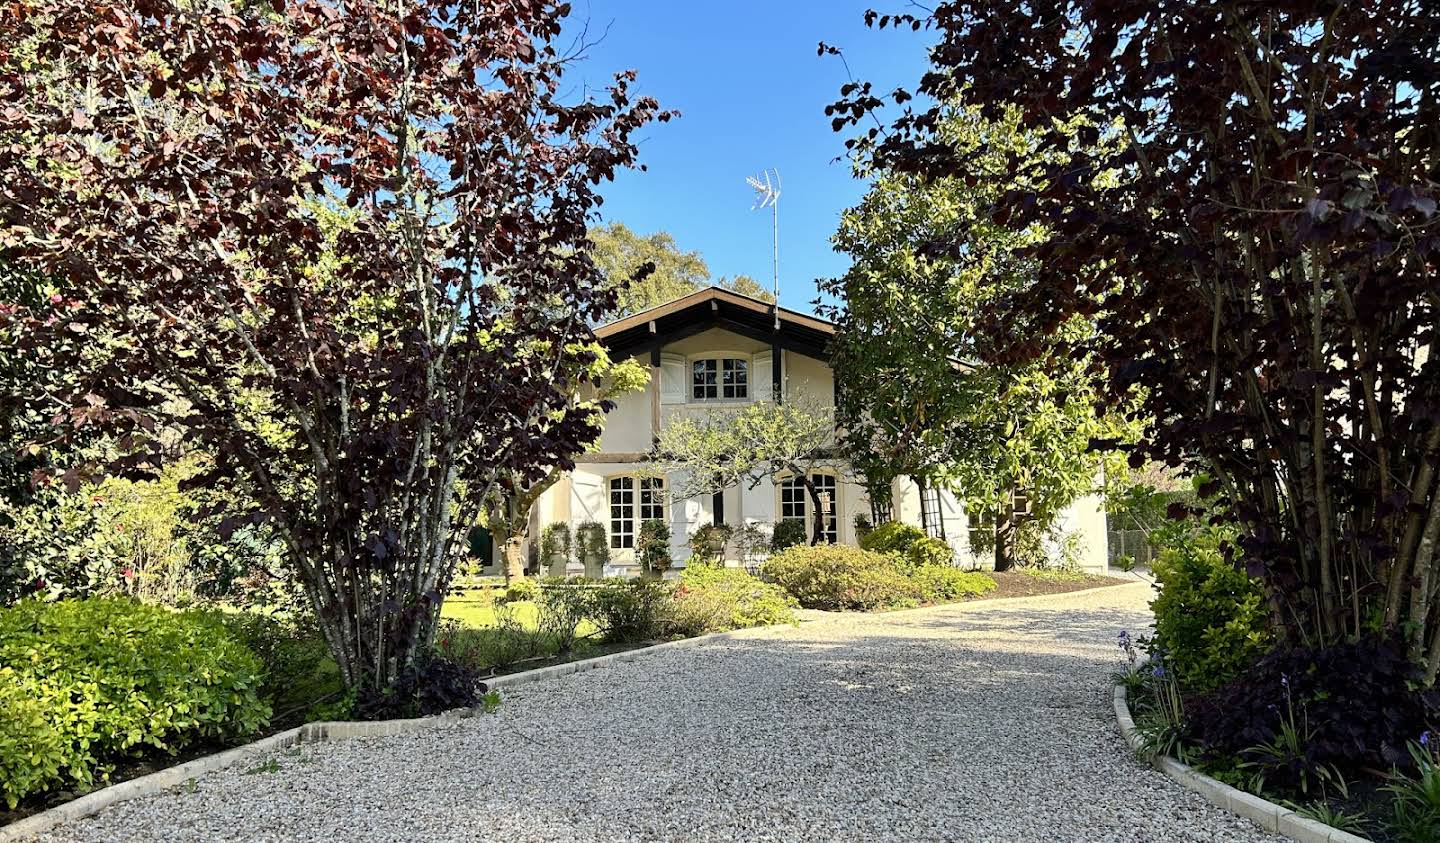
top-left (769, 519), bottom-right (807, 551)
top-left (761, 544), bottom-right (922, 611)
top-left (1184, 635), bottom-right (1440, 790)
top-left (637, 518), bottom-right (672, 578)
top-left (500, 578), bottom-right (539, 603)
top-left (352, 655), bottom-right (479, 721)
top-left (905, 536), bottom-right (954, 569)
top-left (589, 579), bottom-right (673, 642)
top-left (434, 611), bottom-right (551, 673)
top-left (1149, 528), bottom-right (1272, 694)
top-left (911, 566), bottom-right (996, 602)
top-left (536, 581), bottom-right (593, 652)
top-left (674, 565), bottom-right (798, 632)
top-left (0, 598), bottom-right (271, 808)
top-left (665, 587), bottom-right (731, 638)
top-left (858, 521), bottom-right (926, 555)
top-left (218, 610), bottom-right (344, 724)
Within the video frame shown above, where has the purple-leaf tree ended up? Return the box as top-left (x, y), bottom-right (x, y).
top-left (830, 4), bottom-right (1440, 674)
top-left (0, 0), bottom-right (666, 692)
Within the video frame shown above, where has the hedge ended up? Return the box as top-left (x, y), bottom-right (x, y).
top-left (0, 598), bottom-right (271, 807)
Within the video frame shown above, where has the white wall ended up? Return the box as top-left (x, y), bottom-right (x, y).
top-left (531, 323), bottom-right (1111, 575)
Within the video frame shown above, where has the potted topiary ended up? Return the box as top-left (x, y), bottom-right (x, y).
top-left (540, 522), bottom-right (572, 577)
top-left (637, 518), bottom-right (672, 581)
top-left (687, 523), bottom-right (733, 566)
top-left (575, 520), bottom-right (609, 579)
top-left (769, 519), bottom-right (807, 552)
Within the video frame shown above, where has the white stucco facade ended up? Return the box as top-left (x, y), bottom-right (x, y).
top-left (514, 288), bottom-right (1110, 575)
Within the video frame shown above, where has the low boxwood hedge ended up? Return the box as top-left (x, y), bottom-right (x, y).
top-left (0, 597), bottom-right (271, 808)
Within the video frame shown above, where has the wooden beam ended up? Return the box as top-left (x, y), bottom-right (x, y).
top-left (649, 348), bottom-right (661, 441)
top-left (575, 452), bottom-right (652, 464)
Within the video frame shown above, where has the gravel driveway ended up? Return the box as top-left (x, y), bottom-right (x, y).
top-left (38, 582), bottom-right (1283, 843)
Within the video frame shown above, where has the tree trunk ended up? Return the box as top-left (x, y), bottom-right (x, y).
top-left (993, 506), bottom-right (1016, 572)
top-left (501, 536), bottom-right (526, 583)
top-left (802, 475), bottom-right (828, 545)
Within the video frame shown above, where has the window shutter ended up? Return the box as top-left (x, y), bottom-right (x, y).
top-left (753, 351), bottom-right (773, 401)
top-left (660, 353), bottom-right (687, 405)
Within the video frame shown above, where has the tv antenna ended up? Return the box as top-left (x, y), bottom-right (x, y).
top-left (746, 169), bottom-right (781, 313)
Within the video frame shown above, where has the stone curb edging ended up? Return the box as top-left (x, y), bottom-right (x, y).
top-left (0, 711), bottom-right (482, 843)
top-left (1113, 682), bottom-right (1371, 843)
top-left (479, 580), bottom-right (1148, 694)
top-left (3, 583), bottom-right (1143, 841)
top-left (0, 622), bottom-right (789, 842)
top-left (886, 579), bottom-right (1145, 617)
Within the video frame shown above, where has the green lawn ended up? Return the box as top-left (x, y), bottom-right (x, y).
top-left (441, 594), bottom-right (540, 628)
top-left (440, 593), bottom-right (599, 637)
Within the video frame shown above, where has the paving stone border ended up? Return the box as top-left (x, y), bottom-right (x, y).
top-left (1113, 681), bottom-right (1372, 843)
top-left (3, 580), bottom-right (1140, 841)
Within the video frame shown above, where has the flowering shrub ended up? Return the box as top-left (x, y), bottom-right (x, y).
top-left (761, 545), bottom-right (922, 610)
top-left (0, 598), bottom-right (270, 808)
top-left (1388, 736), bottom-right (1440, 841)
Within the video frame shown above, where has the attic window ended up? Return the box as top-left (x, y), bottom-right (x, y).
top-left (692, 358), bottom-right (747, 400)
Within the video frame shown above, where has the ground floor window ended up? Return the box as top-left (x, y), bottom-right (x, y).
top-left (780, 473), bottom-right (838, 544)
top-left (609, 475), bottom-right (666, 549)
top-left (966, 506), bottom-right (994, 557)
top-left (920, 481), bottom-right (945, 540)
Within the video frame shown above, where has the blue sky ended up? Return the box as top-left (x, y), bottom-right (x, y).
top-left (566, 1), bottom-right (934, 315)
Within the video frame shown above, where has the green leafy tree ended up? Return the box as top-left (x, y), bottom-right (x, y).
top-left (589, 223), bottom-right (775, 317)
top-left (715, 274), bottom-right (773, 302)
top-left (821, 105), bottom-right (1135, 569)
top-left (654, 401), bottom-right (840, 545)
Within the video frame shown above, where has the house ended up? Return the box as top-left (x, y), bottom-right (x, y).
top-left (519, 286), bottom-right (1110, 575)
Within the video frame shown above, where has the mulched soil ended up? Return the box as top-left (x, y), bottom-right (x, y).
top-left (981, 570), bottom-right (1131, 600)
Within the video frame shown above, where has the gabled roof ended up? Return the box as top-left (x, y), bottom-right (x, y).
top-left (595, 286), bottom-right (835, 361)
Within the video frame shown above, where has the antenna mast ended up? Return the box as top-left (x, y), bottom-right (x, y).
top-left (746, 169), bottom-right (781, 311)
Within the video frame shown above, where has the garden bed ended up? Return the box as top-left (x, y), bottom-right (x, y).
top-left (984, 569), bottom-right (1128, 599)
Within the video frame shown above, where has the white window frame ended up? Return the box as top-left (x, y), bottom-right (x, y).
top-left (689, 354), bottom-right (750, 402)
top-left (608, 474), bottom-right (667, 550)
top-left (966, 506), bottom-right (994, 558)
top-left (778, 472), bottom-right (839, 544)
top-left (1012, 487), bottom-right (1032, 517)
